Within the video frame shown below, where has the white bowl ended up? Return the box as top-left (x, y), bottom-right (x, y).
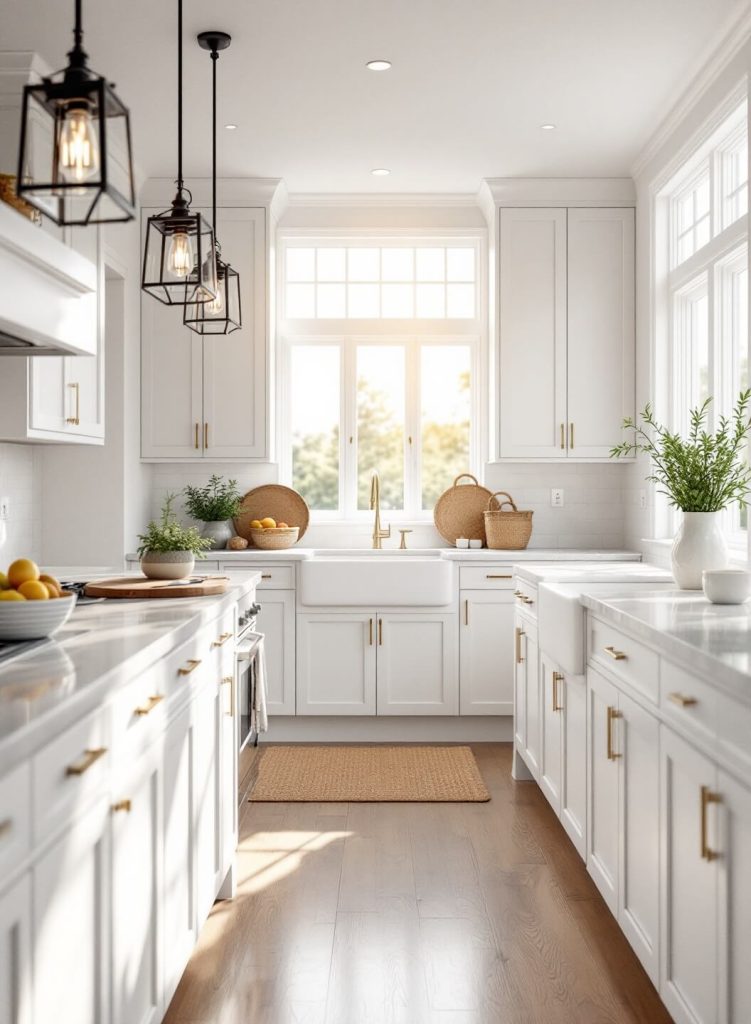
top-left (702, 569), bottom-right (751, 605)
top-left (0, 592), bottom-right (77, 640)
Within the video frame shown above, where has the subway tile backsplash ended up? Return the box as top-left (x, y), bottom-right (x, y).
top-left (0, 443), bottom-right (40, 564)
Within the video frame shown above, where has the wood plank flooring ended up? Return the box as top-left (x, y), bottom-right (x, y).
top-left (163, 743), bottom-right (673, 1024)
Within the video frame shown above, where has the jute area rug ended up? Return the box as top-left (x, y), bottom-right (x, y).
top-left (248, 745), bottom-right (490, 802)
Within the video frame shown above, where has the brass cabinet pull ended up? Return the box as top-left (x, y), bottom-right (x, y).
top-left (560, 423), bottom-right (565, 450)
top-left (66, 747), bottom-right (107, 776)
top-left (486, 574), bottom-right (512, 579)
top-left (378, 618), bottom-right (383, 646)
top-left (212, 631), bottom-right (234, 648)
top-left (134, 694), bottom-right (164, 717)
top-left (668, 692), bottom-right (698, 708)
top-left (204, 422), bottom-right (209, 449)
top-left (604, 645), bottom-right (626, 661)
top-left (606, 706), bottom-right (622, 760)
top-left (112, 799), bottom-right (132, 813)
top-left (261, 574), bottom-right (272, 580)
top-left (552, 671), bottom-right (564, 712)
top-left (465, 599), bottom-right (469, 626)
top-left (0, 818), bottom-right (12, 840)
top-left (700, 785), bottom-right (722, 861)
top-left (523, 596), bottom-right (534, 605)
top-left (195, 423), bottom-right (200, 450)
top-left (369, 618), bottom-right (373, 646)
top-left (515, 626), bottom-right (525, 665)
top-left (66, 382), bottom-right (80, 425)
top-left (569, 422), bottom-right (574, 449)
top-left (177, 658), bottom-right (202, 676)
top-left (221, 675), bottom-right (234, 717)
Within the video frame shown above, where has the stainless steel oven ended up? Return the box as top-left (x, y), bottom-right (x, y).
top-left (236, 599), bottom-right (262, 754)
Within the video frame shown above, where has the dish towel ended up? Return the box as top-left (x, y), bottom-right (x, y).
top-left (252, 635), bottom-right (269, 735)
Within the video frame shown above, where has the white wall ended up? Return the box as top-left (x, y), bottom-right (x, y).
top-left (0, 443), bottom-right (40, 564)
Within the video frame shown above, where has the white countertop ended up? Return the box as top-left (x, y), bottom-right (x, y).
top-left (126, 549), bottom-right (314, 562)
top-left (0, 572), bottom-right (259, 774)
top-left (581, 590), bottom-right (751, 707)
top-left (514, 561), bottom-right (667, 585)
top-left (125, 547), bottom-right (641, 564)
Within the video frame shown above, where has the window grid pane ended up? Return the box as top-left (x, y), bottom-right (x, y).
top-left (290, 346), bottom-right (340, 511)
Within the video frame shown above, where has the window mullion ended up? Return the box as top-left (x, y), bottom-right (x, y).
top-left (406, 339), bottom-right (421, 517)
top-left (342, 339), bottom-right (356, 519)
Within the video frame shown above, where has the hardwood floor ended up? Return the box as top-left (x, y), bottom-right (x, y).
top-left (163, 743), bottom-right (673, 1024)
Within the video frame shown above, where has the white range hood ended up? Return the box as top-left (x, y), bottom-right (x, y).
top-left (0, 202), bottom-right (97, 356)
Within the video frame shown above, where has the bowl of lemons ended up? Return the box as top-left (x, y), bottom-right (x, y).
top-left (0, 559), bottom-right (77, 640)
top-left (249, 518), bottom-right (300, 550)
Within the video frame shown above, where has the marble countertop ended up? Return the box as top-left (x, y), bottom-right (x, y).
top-left (125, 549), bottom-right (314, 562)
top-left (581, 590), bottom-right (751, 707)
top-left (514, 561), bottom-right (667, 585)
top-left (0, 572), bottom-right (259, 774)
top-left (126, 547), bottom-right (641, 564)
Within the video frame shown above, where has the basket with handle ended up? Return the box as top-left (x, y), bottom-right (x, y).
top-left (483, 491), bottom-right (533, 550)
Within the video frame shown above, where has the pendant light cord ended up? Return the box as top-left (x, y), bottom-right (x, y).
top-left (177, 0), bottom-right (184, 191)
top-left (211, 44), bottom-right (218, 235)
top-left (74, 0), bottom-right (83, 49)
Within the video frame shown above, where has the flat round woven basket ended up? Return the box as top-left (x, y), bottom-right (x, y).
top-left (433, 474), bottom-right (494, 545)
top-left (483, 491), bottom-right (533, 550)
top-left (233, 485), bottom-right (310, 544)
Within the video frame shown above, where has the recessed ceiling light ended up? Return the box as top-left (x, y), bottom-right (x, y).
top-left (224, 123), bottom-right (238, 130)
top-left (540, 123), bottom-right (556, 131)
top-left (371, 168), bottom-right (390, 176)
top-left (366, 59), bottom-right (392, 71)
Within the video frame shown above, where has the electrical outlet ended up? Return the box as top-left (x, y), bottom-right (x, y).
top-left (0, 497), bottom-right (8, 520)
top-left (551, 488), bottom-right (564, 508)
top-left (639, 489), bottom-right (647, 511)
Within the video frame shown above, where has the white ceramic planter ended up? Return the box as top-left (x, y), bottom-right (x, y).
top-left (140, 551), bottom-right (195, 580)
top-left (671, 511), bottom-right (729, 590)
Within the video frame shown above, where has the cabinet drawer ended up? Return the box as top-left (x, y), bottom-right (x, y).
top-left (588, 617), bottom-right (658, 703)
top-left (660, 661), bottom-right (716, 749)
top-left (716, 691), bottom-right (751, 778)
top-left (220, 563), bottom-right (295, 589)
top-left (111, 661), bottom-right (169, 752)
top-left (459, 566), bottom-right (515, 590)
top-left (33, 707), bottom-right (110, 843)
top-left (0, 763), bottom-right (31, 881)
top-left (163, 626), bottom-right (216, 701)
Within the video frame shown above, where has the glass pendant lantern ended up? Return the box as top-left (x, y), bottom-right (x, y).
top-left (141, 0), bottom-right (217, 306)
top-left (184, 31), bottom-right (242, 334)
top-left (16, 0), bottom-right (136, 226)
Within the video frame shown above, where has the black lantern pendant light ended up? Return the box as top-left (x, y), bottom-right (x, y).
top-left (184, 32), bottom-right (242, 335)
top-left (16, 0), bottom-right (136, 226)
top-left (141, 0), bottom-right (217, 307)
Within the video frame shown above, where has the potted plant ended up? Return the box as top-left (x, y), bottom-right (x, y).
top-left (611, 391), bottom-right (751, 589)
top-left (183, 475), bottom-right (244, 550)
top-left (137, 494), bottom-right (213, 580)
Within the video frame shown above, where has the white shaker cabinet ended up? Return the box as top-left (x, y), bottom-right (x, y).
top-left (718, 768), bottom-right (751, 1024)
top-left (297, 613), bottom-right (376, 715)
top-left (539, 654), bottom-right (564, 813)
top-left (193, 678), bottom-right (221, 924)
top-left (141, 207), bottom-right (267, 461)
top-left (0, 875), bottom-right (32, 1024)
top-left (586, 667), bottom-right (620, 913)
top-left (256, 590), bottom-right (296, 716)
top-left (513, 613), bottom-right (540, 778)
top-left (377, 612), bottom-right (458, 715)
top-left (459, 589), bottom-right (515, 714)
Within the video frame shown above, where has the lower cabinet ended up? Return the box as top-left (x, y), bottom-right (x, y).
top-left (297, 613), bottom-right (376, 715)
top-left (539, 654), bottom-right (564, 812)
top-left (0, 874), bottom-right (32, 1024)
top-left (513, 614), bottom-right (540, 778)
top-left (377, 612), bottom-right (457, 715)
top-left (193, 678), bottom-right (221, 923)
top-left (459, 590), bottom-right (515, 714)
top-left (718, 768), bottom-right (751, 1024)
top-left (256, 590), bottom-right (295, 715)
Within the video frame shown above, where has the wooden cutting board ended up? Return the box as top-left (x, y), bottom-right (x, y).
top-left (84, 576), bottom-right (230, 599)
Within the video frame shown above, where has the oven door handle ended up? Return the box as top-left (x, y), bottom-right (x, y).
top-left (236, 633), bottom-right (263, 663)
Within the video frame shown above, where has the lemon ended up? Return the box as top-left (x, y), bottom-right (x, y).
top-left (0, 571), bottom-right (8, 589)
top-left (260, 517), bottom-right (277, 529)
top-left (0, 589), bottom-right (26, 601)
top-left (18, 580), bottom-right (49, 601)
top-left (8, 558), bottom-right (40, 589)
top-left (250, 519), bottom-right (263, 529)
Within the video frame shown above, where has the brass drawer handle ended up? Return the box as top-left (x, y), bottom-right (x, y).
top-left (112, 799), bottom-right (132, 813)
top-left (604, 645), bottom-right (626, 661)
top-left (515, 626), bottom-right (525, 664)
top-left (0, 818), bottom-right (12, 840)
top-left (369, 618), bottom-right (374, 646)
top-left (552, 671), bottom-right (564, 712)
top-left (560, 423), bottom-right (565, 450)
top-left (177, 658), bottom-right (202, 676)
top-left (204, 422), bottom-right (209, 449)
top-left (606, 706), bottom-right (621, 760)
top-left (486, 574), bottom-right (512, 579)
top-left (261, 574), bottom-right (272, 580)
top-left (378, 618), bottom-right (383, 646)
top-left (212, 631), bottom-right (234, 648)
top-left (569, 422), bottom-right (574, 449)
top-left (66, 747), bottom-right (107, 776)
top-left (66, 381), bottom-right (80, 425)
top-left (700, 785), bottom-right (722, 861)
top-left (134, 694), bottom-right (163, 716)
top-left (668, 692), bottom-right (698, 708)
top-left (221, 675), bottom-right (235, 717)
top-left (465, 599), bottom-right (469, 626)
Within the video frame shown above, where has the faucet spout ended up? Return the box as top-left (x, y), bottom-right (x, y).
top-left (370, 470), bottom-right (391, 549)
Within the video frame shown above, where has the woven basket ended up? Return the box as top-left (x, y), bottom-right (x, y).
top-left (433, 474), bottom-right (494, 545)
top-left (249, 527), bottom-right (299, 550)
top-left (483, 491), bottom-right (533, 550)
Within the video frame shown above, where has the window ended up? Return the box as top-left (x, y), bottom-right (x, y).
top-left (279, 236), bottom-right (482, 518)
top-left (659, 99), bottom-right (749, 547)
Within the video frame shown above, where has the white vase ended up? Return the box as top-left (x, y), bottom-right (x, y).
top-left (671, 511), bottom-right (729, 590)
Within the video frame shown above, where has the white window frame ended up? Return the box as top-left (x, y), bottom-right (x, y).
top-left (276, 232), bottom-right (487, 522)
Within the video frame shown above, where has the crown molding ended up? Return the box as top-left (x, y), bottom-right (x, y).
top-left (631, 5), bottom-right (751, 181)
top-left (139, 177), bottom-right (285, 209)
top-left (285, 192), bottom-right (481, 208)
top-left (482, 177), bottom-right (636, 205)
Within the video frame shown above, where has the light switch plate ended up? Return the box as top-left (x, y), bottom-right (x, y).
top-left (551, 488), bottom-right (564, 508)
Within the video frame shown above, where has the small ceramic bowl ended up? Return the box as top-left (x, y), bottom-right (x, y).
top-left (455, 538), bottom-right (470, 549)
top-left (702, 569), bottom-right (751, 605)
top-left (469, 539), bottom-right (483, 549)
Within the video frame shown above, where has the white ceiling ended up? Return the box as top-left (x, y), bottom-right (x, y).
top-left (2, 0), bottom-right (747, 193)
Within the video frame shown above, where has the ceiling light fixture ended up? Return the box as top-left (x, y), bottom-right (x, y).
top-left (540, 123), bottom-right (557, 131)
top-left (366, 60), bottom-right (392, 71)
top-left (16, 0), bottom-right (136, 226)
top-left (184, 31), bottom-right (242, 335)
top-left (371, 168), bottom-right (390, 176)
top-left (224, 123), bottom-right (237, 130)
top-left (141, 0), bottom-right (217, 307)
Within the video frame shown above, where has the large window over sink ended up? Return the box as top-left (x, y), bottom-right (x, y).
top-left (278, 236), bottom-right (483, 519)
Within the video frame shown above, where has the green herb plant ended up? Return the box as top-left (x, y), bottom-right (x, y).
top-left (137, 494), bottom-right (213, 558)
top-left (183, 474), bottom-right (243, 522)
top-left (611, 390), bottom-right (751, 511)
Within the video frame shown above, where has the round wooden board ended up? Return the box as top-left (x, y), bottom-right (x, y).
top-left (84, 576), bottom-right (229, 599)
top-left (433, 474), bottom-right (494, 544)
top-left (234, 484), bottom-right (310, 544)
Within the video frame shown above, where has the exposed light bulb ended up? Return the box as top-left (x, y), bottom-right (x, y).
top-left (58, 105), bottom-right (99, 184)
top-left (168, 231), bottom-right (193, 277)
top-left (207, 285), bottom-right (224, 315)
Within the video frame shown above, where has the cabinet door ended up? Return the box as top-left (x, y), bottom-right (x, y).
top-left (618, 688), bottom-right (659, 983)
top-left (586, 667), bottom-right (619, 914)
top-left (513, 617), bottom-right (527, 750)
top-left (459, 590), bottom-right (515, 715)
top-left (660, 725), bottom-right (718, 1024)
top-left (111, 750), bottom-right (161, 1024)
top-left (218, 647), bottom-right (238, 894)
top-left (32, 797), bottom-right (110, 1024)
top-left (561, 672), bottom-right (587, 858)
top-left (523, 630), bottom-right (541, 779)
top-left (162, 706), bottom-right (196, 1008)
top-left (297, 613), bottom-right (376, 715)
top-left (256, 590), bottom-right (296, 715)
top-left (28, 357), bottom-right (68, 434)
top-left (141, 209), bottom-right (203, 459)
top-left (567, 208), bottom-right (634, 458)
top-left (0, 874), bottom-right (32, 1024)
top-left (539, 655), bottom-right (563, 815)
top-left (377, 613), bottom-right (458, 716)
top-left (499, 207), bottom-right (567, 459)
top-left (202, 208), bottom-right (267, 459)
top-left (63, 225), bottom-right (104, 441)
top-left (193, 678), bottom-right (221, 925)
top-left (718, 770), bottom-right (751, 1024)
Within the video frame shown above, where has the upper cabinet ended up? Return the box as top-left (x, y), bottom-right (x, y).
top-left (141, 207), bottom-right (267, 461)
top-left (498, 206), bottom-right (634, 461)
